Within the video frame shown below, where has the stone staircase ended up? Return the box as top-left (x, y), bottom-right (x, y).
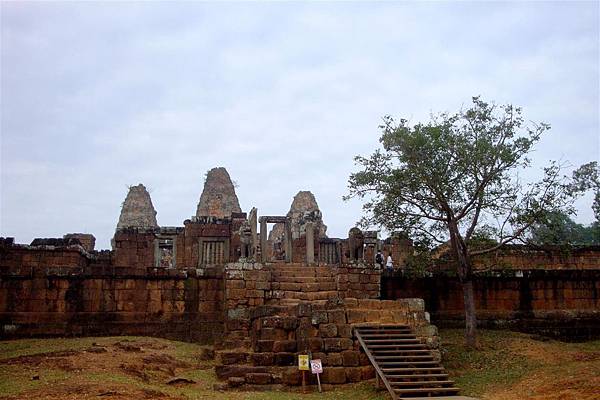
top-left (268, 263), bottom-right (339, 304)
top-left (355, 325), bottom-right (460, 399)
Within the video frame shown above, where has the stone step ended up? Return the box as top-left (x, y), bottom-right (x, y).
top-left (272, 276), bottom-right (335, 283)
top-left (270, 282), bottom-right (337, 292)
top-left (279, 290), bottom-right (339, 301)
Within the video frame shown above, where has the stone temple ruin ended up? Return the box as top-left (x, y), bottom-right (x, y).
top-left (1, 167), bottom-right (599, 398)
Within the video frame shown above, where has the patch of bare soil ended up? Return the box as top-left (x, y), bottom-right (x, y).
top-left (0, 338), bottom-right (199, 400)
top-left (16, 382), bottom-right (176, 400)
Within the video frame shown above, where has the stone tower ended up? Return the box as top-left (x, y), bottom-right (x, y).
top-left (269, 190), bottom-right (328, 242)
top-left (196, 167), bottom-right (242, 219)
top-left (116, 184), bottom-right (158, 230)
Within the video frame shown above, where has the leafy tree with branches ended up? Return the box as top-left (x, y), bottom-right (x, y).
top-left (346, 97), bottom-right (575, 347)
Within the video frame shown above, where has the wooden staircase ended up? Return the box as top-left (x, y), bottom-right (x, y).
top-left (355, 325), bottom-right (460, 399)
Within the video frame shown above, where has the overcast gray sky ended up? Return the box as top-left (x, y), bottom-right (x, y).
top-left (1, 1), bottom-right (598, 250)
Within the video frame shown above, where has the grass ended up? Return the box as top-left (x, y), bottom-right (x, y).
top-left (441, 329), bottom-right (534, 396)
top-left (1, 331), bottom-right (599, 399)
top-left (0, 364), bottom-right (70, 397)
top-left (440, 328), bottom-right (600, 399)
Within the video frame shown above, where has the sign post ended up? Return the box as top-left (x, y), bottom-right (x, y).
top-left (298, 354), bottom-right (309, 393)
top-left (310, 359), bottom-right (323, 393)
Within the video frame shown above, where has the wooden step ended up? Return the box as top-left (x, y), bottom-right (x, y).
top-left (379, 361), bottom-right (439, 366)
top-left (386, 373), bottom-right (449, 379)
top-left (355, 324), bottom-right (460, 399)
top-left (365, 337), bottom-right (418, 343)
top-left (357, 329), bottom-right (412, 334)
top-left (365, 343), bottom-right (427, 352)
top-left (375, 355), bottom-right (435, 360)
top-left (367, 341), bottom-right (422, 347)
top-left (361, 331), bottom-right (414, 340)
top-left (371, 349), bottom-right (432, 354)
top-left (382, 367), bottom-right (445, 373)
top-left (390, 380), bottom-right (455, 387)
top-left (393, 387), bottom-right (460, 394)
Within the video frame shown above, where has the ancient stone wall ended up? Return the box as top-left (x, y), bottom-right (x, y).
top-left (382, 270), bottom-right (600, 340)
top-left (0, 266), bottom-right (224, 342)
top-left (214, 298), bottom-right (437, 387)
top-left (222, 263), bottom-right (382, 348)
top-left (430, 245), bottom-right (600, 272)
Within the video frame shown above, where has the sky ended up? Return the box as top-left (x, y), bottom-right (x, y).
top-left (1, 1), bottom-right (598, 250)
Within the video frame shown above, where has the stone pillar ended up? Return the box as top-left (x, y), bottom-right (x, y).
top-left (260, 219), bottom-right (268, 263)
top-left (249, 207), bottom-right (257, 259)
top-left (284, 220), bottom-right (293, 263)
top-left (306, 222), bottom-right (314, 265)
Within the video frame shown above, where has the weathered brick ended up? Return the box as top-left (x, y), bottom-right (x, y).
top-left (346, 366), bottom-right (363, 382)
top-left (322, 367), bottom-right (346, 384)
top-left (218, 351), bottom-right (248, 365)
top-left (311, 311), bottom-right (328, 325)
top-left (337, 324), bottom-right (353, 338)
top-left (347, 309), bottom-right (366, 324)
top-left (361, 365), bottom-right (375, 380)
top-left (327, 310), bottom-right (346, 324)
top-left (227, 376), bottom-right (245, 387)
top-left (326, 352), bottom-right (342, 366)
top-left (319, 323), bottom-right (338, 338)
top-left (255, 340), bottom-right (274, 352)
top-left (282, 367), bottom-right (301, 386)
top-left (341, 350), bottom-right (360, 366)
top-left (250, 352), bottom-right (274, 366)
top-left (245, 372), bottom-right (272, 385)
top-left (260, 328), bottom-right (288, 341)
top-left (274, 352), bottom-right (295, 366)
top-left (215, 365), bottom-right (268, 379)
top-left (272, 340), bottom-right (296, 353)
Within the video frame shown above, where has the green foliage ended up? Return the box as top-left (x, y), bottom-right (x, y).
top-left (346, 96), bottom-right (574, 260)
top-left (569, 161), bottom-right (600, 222)
top-left (529, 211), bottom-right (599, 246)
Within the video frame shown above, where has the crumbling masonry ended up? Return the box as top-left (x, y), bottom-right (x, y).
top-left (1, 167), bottom-right (599, 390)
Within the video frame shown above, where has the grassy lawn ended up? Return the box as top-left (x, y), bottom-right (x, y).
top-left (442, 329), bottom-right (600, 400)
top-left (1, 330), bottom-right (599, 399)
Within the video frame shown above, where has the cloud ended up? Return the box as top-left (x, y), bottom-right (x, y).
top-left (1, 1), bottom-right (598, 248)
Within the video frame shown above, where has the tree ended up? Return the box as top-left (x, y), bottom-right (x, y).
top-left (570, 161), bottom-right (600, 223)
top-left (529, 210), bottom-right (600, 246)
top-left (346, 97), bottom-right (573, 347)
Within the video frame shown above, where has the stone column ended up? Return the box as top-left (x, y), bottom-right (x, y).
top-left (306, 222), bottom-right (315, 265)
top-left (249, 208), bottom-right (257, 259)
top-left (284, 220), bottom-right (293, 263)
top-left (260, 219), bottom-right (268, 263)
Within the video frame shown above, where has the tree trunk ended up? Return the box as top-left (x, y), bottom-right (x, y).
top-left (447, 219), bottom-right (478, 348)
top-left (462, 279), bottom-right (477, 348)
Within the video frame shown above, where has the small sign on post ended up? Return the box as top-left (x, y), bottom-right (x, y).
top-left (298, 354), bottom-right (309, 392)
top-left (310, 359), bottom-right (323, 393)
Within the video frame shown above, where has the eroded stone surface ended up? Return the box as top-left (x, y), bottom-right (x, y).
top-left (269, 191), bottom-right (327, 242)
top-left (196, 167), bottom-right (242, 219)
top-left (116, 184), bottom-right (158, 230)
